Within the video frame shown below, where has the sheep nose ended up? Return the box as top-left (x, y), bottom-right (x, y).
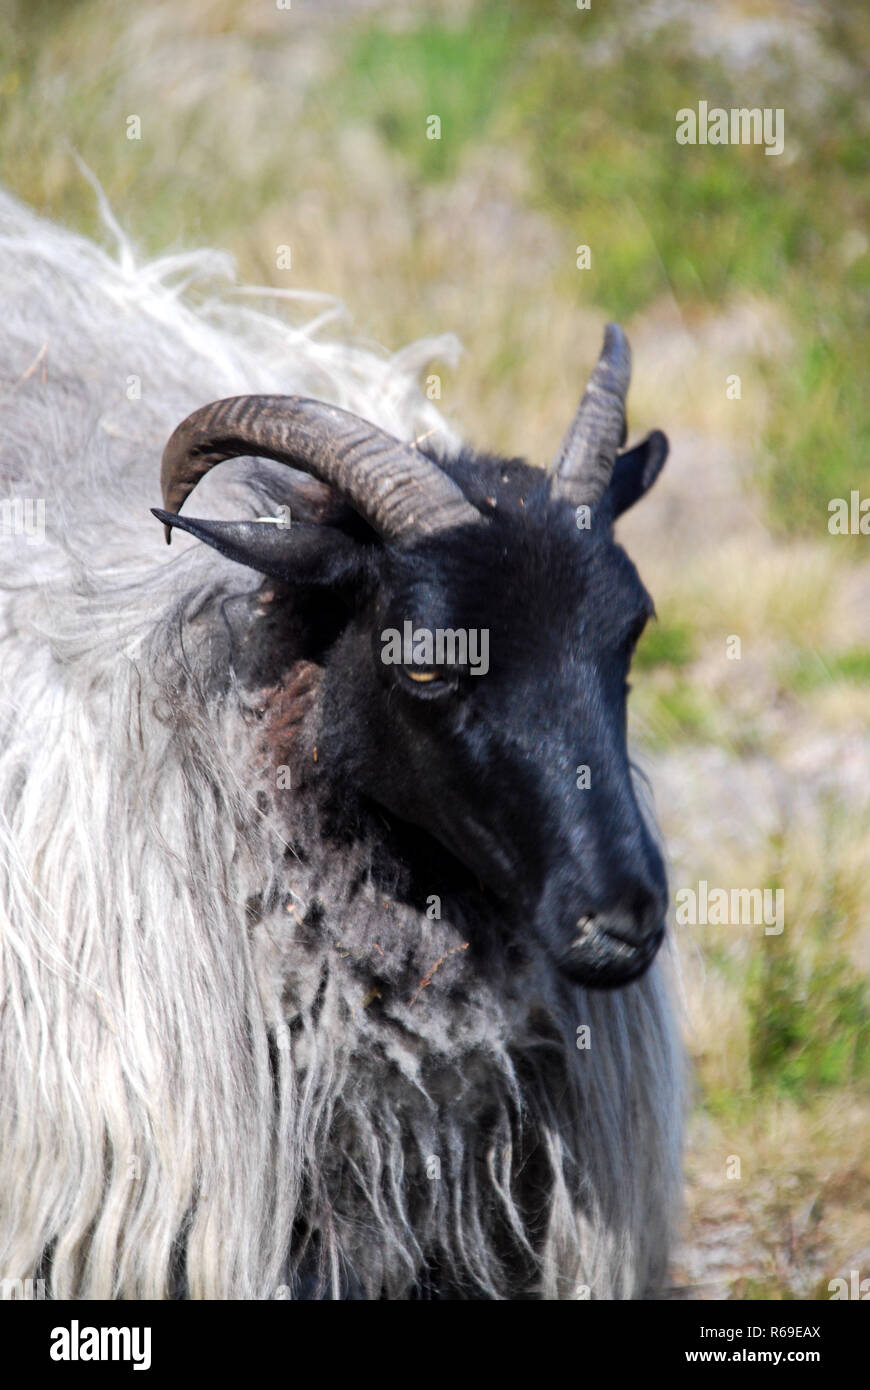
top-left (597, 878), bottom-right (667, 950)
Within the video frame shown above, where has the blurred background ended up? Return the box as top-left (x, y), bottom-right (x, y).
top-left (3, 0), bottom-right (868, 1298)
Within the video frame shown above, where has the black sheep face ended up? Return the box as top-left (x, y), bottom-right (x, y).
top-left (314, 447), bottom-right (668, 989)
top-left (154, 329), bottom-right (671, 988)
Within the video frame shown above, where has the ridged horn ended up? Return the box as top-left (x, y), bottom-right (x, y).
top-left (550, 323), bottom-right (632, 506)
top-left (159, 396), bottom-right (481, 546)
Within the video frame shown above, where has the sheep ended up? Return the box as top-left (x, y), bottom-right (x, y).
top-left (0, 187), bottom-right (683, 1301)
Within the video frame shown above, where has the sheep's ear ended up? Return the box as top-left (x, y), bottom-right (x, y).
top-left (606, 430), bottom-right (669, 517)
top-left (151, 509), bottom-right (363, 587)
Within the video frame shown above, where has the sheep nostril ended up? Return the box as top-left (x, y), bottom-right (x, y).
top-left (596, 878), bottom-right (667, 950)
top-left (573, 900), bottom-right (665, 954)
top-left (601, 915), bottom-right (665, 953)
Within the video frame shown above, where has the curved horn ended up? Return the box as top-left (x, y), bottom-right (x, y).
top-left (549, 323), bottom-right (631, 506)
top-left (159, 396), bottom-right (481, 546)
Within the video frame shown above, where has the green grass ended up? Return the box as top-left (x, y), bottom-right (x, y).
top-left (332, 0), bottom-right (870, 536)
top-left (634, 619), bottom-right (695, 671)
top-left (4, 0), bottom-right (868, 539)
top-left (749, 939), bottom-right (870, 1099)
top-left (786, 646), bottom-right (870, 692)
top-left (342, 15), bottom-right (516, 181)
top-left (730, 1276), bottom-right (800, 1302)
top-left (746, 838), bottom-right (870, 1104)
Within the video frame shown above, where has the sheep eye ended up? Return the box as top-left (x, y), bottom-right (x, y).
top-left (397, 665), bottom-right (457, 698)
top-left (405, 664), bottom-right (444, 681)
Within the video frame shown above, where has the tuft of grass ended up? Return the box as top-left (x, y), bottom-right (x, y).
top-left (634, 619), bottom-right (695, 671)
top-left (786, 647), bottom-right (870, 693)
top-left (342, 14), bottom-right (517, 182)
top-left (760, 323), bottom-right (870, 537)
top-left (632, 678), bottom-right (721, 749)
top-left (748, 935), bottom-right (870, 1101)
top-left (730, 1276), bottom-right (798, 1302)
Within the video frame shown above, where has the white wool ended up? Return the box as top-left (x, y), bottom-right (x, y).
top-left (0, 188), bottom-right (682, 1299)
